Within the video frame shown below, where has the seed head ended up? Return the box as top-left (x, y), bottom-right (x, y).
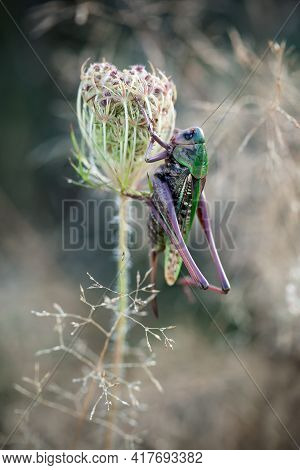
top-left (73, 61), bottom-right (176, 192)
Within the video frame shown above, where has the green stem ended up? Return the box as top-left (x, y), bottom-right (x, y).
top-left (104, 194), bottom-right (130, 449)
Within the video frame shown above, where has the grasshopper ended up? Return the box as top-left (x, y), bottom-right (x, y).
top-left (139, 105), bottom-right (230, 317)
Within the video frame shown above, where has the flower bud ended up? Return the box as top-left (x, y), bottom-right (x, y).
top-left (74, 61), bottom-right (177, 192)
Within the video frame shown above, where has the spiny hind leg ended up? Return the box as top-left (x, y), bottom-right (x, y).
top-left (198, 191), bottom-right (230, 293)
top-left (148, 209), bottom-right (165, 317)
top-left (179, 277), bottom-right (228, 294)
top-left (149, 249), bottom-right (159, 317)
top-left (179, 191), bottom-right (230, 294)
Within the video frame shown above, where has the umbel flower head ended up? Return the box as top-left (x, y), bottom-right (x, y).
top-left (73, 61), bottom-right (176, 192)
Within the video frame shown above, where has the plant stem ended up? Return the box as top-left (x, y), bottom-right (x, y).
top-left (104, 194), bottom-right (130, 449)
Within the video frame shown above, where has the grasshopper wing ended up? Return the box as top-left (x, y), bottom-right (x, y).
top-left (164, 174), bottom-right (201, 285)
top-left (151, 175), bottom-right (208, 289)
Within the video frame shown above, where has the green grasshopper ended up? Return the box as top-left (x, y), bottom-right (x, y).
top-left (140, 107), bottom-right (230, 317)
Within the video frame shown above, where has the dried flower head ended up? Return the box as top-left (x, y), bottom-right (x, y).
top-left (73, 61), bottom-right (176, 192)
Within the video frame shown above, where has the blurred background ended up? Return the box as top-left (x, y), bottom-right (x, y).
top-left (0, 0), bottom-right (300, 449)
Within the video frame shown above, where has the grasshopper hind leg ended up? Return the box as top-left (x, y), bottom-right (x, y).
top-left (148, 210), bottom-right (165, 317)
top-left (179, 191), bottom-right (230, 295)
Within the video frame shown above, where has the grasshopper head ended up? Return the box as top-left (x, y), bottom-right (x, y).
top-left (171, 127), bottom-right (208, 179)
top-left (171, 127), bottom-right (205, 145)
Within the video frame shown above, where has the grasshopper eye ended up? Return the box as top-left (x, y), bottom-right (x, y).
top-left (183, 130), bottom-right (194, 140)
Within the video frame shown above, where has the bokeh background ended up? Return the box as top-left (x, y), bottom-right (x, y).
top-left (1, 0), bottom-right (300, 449)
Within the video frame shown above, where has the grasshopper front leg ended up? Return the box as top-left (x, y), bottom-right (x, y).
top-left (145, 146), bottom-right (170, 163)
top-left (144, 135), bottom-right (169, 163)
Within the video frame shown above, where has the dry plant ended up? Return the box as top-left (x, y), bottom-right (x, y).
top-left (16, 270), bottom-right (175, 448)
